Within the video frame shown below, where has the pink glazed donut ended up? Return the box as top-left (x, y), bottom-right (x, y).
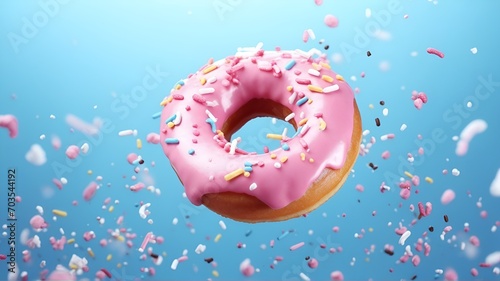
top-left (159, 47), bottom-right (362, 223)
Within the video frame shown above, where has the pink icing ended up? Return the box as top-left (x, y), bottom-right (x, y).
top-left (160, 49), bottom-right (355, 209)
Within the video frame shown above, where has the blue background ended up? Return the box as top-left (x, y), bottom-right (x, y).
top-left (1, 0), bottom-right (500, 280)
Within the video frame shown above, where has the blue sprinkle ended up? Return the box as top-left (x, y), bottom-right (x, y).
top-left (244, 161), bottom-right (253, 167)
top-left (188, 149), bottom-right (195, 155)
top-left (296, 96), bottom-right (309, 106)
top-left (177, 80), bottom-right (185, 86)
top-left (282, 143), bottom-right (290, 151)
top-left (277, 230), bottom-right (290, 240)
top-left (291, 128), bottom-right (301, 138)
top-left (132, 159), bottom-right (140, 165)
top-left (165, 114), bottom-right (177, 124)
top-left (165, 138), bottom-right (180, 144)
top-left (244, 166), bottom-right (253, 172)
top-left (151, 112), bottom-right (162, 119)
top-left (285, 60), bottom-right (296, 70)
top-left (206, 118), bottom-right (217, 133)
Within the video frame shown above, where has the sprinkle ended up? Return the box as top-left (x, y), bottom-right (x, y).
top-left (212, 270), bottom-right (219, 277)
top-left (287, 86), bottom-right (293, 92)
top-left (399, 230), bottom-right (411, 245)
top-left (300, 273), bottom-right (311, 281)
top-left (336, 74), bottom-right (344, 81)
top-left (244, 161), bottom-right (253, 167)
top-left (285, 60), bottom-right (296, 70)
top-left (249, 183), bottom-right (257, 191)
top-left (426, 47), bottom-right (445, 58)
top-left (282, 143), bottom-right (290, 151)
top-left (202, 64), bottom-right (218, 74)
top-left (404, 171), bottom-right (414, 178)
top-left (199, 87), bottom-right (215, 95)
top-left (270, 153), bottom-right (277, 159)
top-left (205, 110), bottom-right (218, 122)
top-left (288, 91), bottom-right (298, 104)
top-left (300, 153), bottom-right (306, 161)
top-left (171, 259), bottom-right (179, 270)
top-left (207, 76), bottom-right (217, 84)
top-left (219, 220), bottom-right (227, 230)
top-left (299, 124), bottom-right (310, 137)
top-left (320, 62), bottom-right (331, 69)
top-left (224, 169), bottom-right (245, 181)
top-left (244, 166), bottom-right (252, 172)
top-left (425, 177), bottom-right (433, 183)
top-left (296, 78), bottom-right (312, 85)
top-left (244, 171), bottom-right (250, 177)
top-left (87, 247), bottom-right (95, 258)
top-left (167, 122), bottom-right (175, 128)
top-left (299, 138), bottom-right (308, 149)
top-left (307, 85), bottom-right (323, 93)
top-left (192, 94), bottom-right (206, 105)
top-left (375, 118), bottom-right (381, 127)
top-left (188, 149), bottom-right (195, 155)
top-left (151, 112), bottom-right (161, 119)
top-left (138, 232), bottom-right (152, 252)
top-left (274, 162), bottom-right (281, 169)
top-left (52, 209), bottom-right (67, 217)
top-left (322, 75), bottom-right (334, 83)
top-left (136, 139), bottom-right (142, 149)
top-left (318, 118), bottom-right (327, 131)
top-left (214, 234), bottom-right (222, 242)
top-left (296, 97), bottom-right (309, 106)
top-left (165, 138), bottom-right (179, 144)
top-left (308, 69), bottom-right (320, 77)
top-left (290, 242), bottom-right (305, 251)
top-left (165, 114), bottom-right (177, 124)
top-left (195, 244), bottom-right (206, 254)
top-left (257, 60), bottom-right (273, 71)
top-left (285, 113), bottom-right (295, 121)
top-left (312, 63), bottom-right (321, 70)
top-left (309, 158), bottom-right (314, 163)
top-left (323, 84), bottom-right (339, 93)
top-left (118, 130), bottom-right (134, 136)
top-left (266, 134), bottom-right (283, 140)
top-left (229, 139), bottom-right (238, 155)
top-left (298, 118), bottom-right (309, 126)
top-left (200, 77), bottom-right (207, 85)
top-left (280, 156), bottom-right (288, 163)
top-left (278, 231), bottom-right (290, 240)
top-left (206, 118), bottom-right (217, 133)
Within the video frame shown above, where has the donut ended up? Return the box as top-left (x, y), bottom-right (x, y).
top-left (159, 47), bottom-right (362, 223)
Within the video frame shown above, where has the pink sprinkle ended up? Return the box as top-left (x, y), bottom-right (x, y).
top-left (381, 151), bottom-right (391, 159)
top-left (469, 235), bottom-right (480, 246)
top-left (290, 242), bottom-right (305, 251)
top-left (470, 268), bottom-right (478, 277)
top-left (146, 133), bottom-right (160, 144)
top-left (330, 270), bottom-right (344, 281)
top-left (332, 226), bottom-right (340, 233)
top-left (399, 254), bottom-right (409, 263)
top-left (52, 135), bottom-right (61, 150)
top-left (240, 259), bottom-right (255, 277)
top-left (302, 30), bottom-right (309, 43)
top-left (139, 232), bottom-right (152, 252)
top-left (355, 184), bottom-right (364, 192)
top-left (418, 92), bottom-right (428, 103)
top-left (425, 202), bottom-right (433, 216)
top-left (400, 188), bottom-right (411, 200)
top-left (192, 94), bottom-right (206, 104)
top-left (395, 226), bottom-right (407, 235)
top-left (65, 145), bottom-right (80, 159)
top-left (480, 210), bottom-right (488, 218)
top-left (444, 268), bottom-right (458, 281)
top-left (100, 239), bottom-right (107, 247)
top-left (130, 182), bottom-right (145, 192)
top-left (156, 236), bottom-right (164, 244)
top-left (324, 14), bottom-right (339, 28)
top-left (411, 175), bottom-right (420, 186)
top-left (127, 153), bottom-right (138, 165)
top-left (424, 242), bottom-right (431, 256)
top-left (148, 267), bottom-right (156, 276)
top-left (418, 202), bottom-right (426, 218)
top-left (30, 215), bottom-right (47, 230)
top-left (172, 94), bottom-right (184, 100)
top-left (414, 98), bottom-right (423, 110)
top-left (53, 178), bottom-right (63, 190)
top-left (441, 189), bottom-right (456, 205)
top-left (0, 114), bottom-right (19, 138)
top-left (178, 255), bottom-right (188, 262)
top-left (83, 181), bottom-right (98, 201)
top-left (308, 258), bottom-right (318, 269)
top-left (415, 239), bottom-right (423, 252)
top-left (296, 78), bottom-right (312, 85)
top-left (427, 47), bottom-right (445, 58)
top-left (411, 255), bottom-right (421, 266)
top-left (314, 0), bottom-right (323, 5)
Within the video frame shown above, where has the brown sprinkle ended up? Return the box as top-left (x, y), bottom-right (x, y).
top-left (204, 257), bottom-right (214, 263)
top-left (444, 215), bottom-right (449, 222)
top-left (429, 226), bottom-right (434, 232)
top-left (139, 159), bottom-right (145, 165)
top-left (384, 249), bottom-right (394, 256)
top-left (380, 100), bottom-right (385, 105)
top-left (375, 118), bottom-right (381, 127)
top-left (150, 253), bottom-right (159, 259)
top-left (367, 51), bottom-right (372, 57)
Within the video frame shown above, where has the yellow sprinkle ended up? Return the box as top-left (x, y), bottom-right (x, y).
top-left (312, 63), bottom-right (321, 70)
top-left (298, 118), bottom-right (309, 126)
top-left (365, 257), bottom-right (370, 262)
top-left (287, 86), bottom-right (293, 92)
top-left (160, 98), bottom-right (169, 107)
top-left (87, 170), bottom-right (92, 175)
top-left (280, 156), bottom-right (288, 163)
top-left (87, 248), bottom-right (95, 258)
top-left (52, 209), bottom-right (67, 217)
top-left (216, 130), bottom-right (224, 137)
top-left (270, 153), bottom-right (277, 159)
top-left (320, 62), bottom-right (331, 69)
top-left (319, 118), bottom-right (327, 131)
top-left (107, 254), bottom-right (112, 261)
top-left (167, 122), bottom-right (175, 128)
top-left (212, 270), bottom-right (219, 277)
top-left (404, 171), bottom-right (414, 178)
top-left (307, 85), bottom-right (323, 93)
top-left (300, 153), bottom-right (306, 161)
top-left (69, 264), bottom-right (78, 270)
top-left (67, 238), bottom-right (75, 244)
top-left (163, 251), bottom-right (167, 257)
top-left (109, 206), bottom-right (114, 212)
top-left (200, 77), bottom-right (207, 85)
top-left (167, 96), bottom-right (173, 103)
top-left (425, 177), bottom-right (433, 184)
top-left (244, 171), bottom-right (250, 177)
top-left (369, 104), bottom-right (374, 109)
top-left (214, 234), bottom-right (222, 243)
top-left (175, 84), bottom-right (181, 90)
top-left (117, 235), bottom-right (125, 242)
top-left (368, 227), bottom-right (374, 232)
top-left (266, 134), bottom-right (282, 140)
top-left (336, 74), bottom-right (344, 81)
top-left (136, 139), bottom-right (142, 149)
top-left (321, 75), bottom-right (334, 83)
top-left (202, 64), bottom-right (218, 74)
top-left (309, 158), bottom-right (315, 163)
top-left (224, 169), bottom-right (244, 181)
top-left (307, 99), bottom-right (313, 104)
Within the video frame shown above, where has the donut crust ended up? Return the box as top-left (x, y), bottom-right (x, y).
top-left (201, 99), bottom-right (362, 223)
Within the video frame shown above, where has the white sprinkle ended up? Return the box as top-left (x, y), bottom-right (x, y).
top-left (350, 75), bottom-right (357, 82)
top-left (205, 110), bottom-right (217, 123)
top-left (288, 91), bottom-right (297, 104)
top-left (255, 42), bottom-right (264, 50)
top-left (182, 249), bottom-right (188, 256)
top-left (470, 47), bottom-right (478, 54)
top-left (399, 230), bottom-right (411, 245)
top-left (118, 130), bottom-right (134, 136)
top-left (133, 129), bottom-right (138, 136)
top-left (493, 225), bottom-right (498, 233)
top-left (172, 218), bottom-right (178, 225)
top-left (40, 134), bottom-right (46, 140)
top-left (219, 220), bottom-right (227, 230)
top-left (486, 251), bottom-right (500, 266)
top-left (199, 87), bottom-right (215, 95)
top-left (207, 76), bottom-right (217, 84)
top-left (300, 112), bottom-right (305, 119)
top-left (435, 269), bottom-right (443, 274)
top-left (299, 272), bottom-right (311, 281)
top-left (173, 111), bottom-right (182, 125)
top-left (323, 84), bottom-right (340, 93)
top-left (405, 245), bottom-right (413, 256)
top-left (295, 49), bottom-right (311, 59)
top-left (282, 128), bottom-right (288, 139)
top-left (493, 267), bottom-right (500, 275)
top-left (307, 48), bottom-right (322, 57)
top-left (380, 134), bottom-right (389, 141)
top-left (36, 206), bottom-right (43, 215)
top-left (81, 143), bottom-right (89, 154)
top-left (382, 108), bottom-right (389, 116)
top-left (451, 168), bottom-right (460, 176)
top-left (306, 29), bottom-right (316, 40)
top-left (400, 124), bottom-right (407, 131)
top-left (272, 118), bottom-right (277, 124)
top-left (467, 101), bottom-right (472, 108)
top-left (195, 244), bottom-right (206, 254)
top-left (365, 8), bottom-right (372, 18)
top-left (59, 228), bottom-right (64, 235)
top-left (362, 130), bottom-right (370, 136)
top-left (308, 69), bottom-right (320, 77)
top-left (50, 114), bottom-right (56, 119)
top-left (138, 203), bottom-right (151, 219)
top-left (299, 124), bottom-right (310, 137)
top-left (171, 259), bottom-right (179, 270)
top-left (452, 135), bottom-right (459, 141)
top-left (206, 100), bottom-right (219, 107)
top-left (274, 162), bottom-right (281, 169)
top-left (229, 139), bottom-right (238, 155)
top-left (249, 183), bottom-right (257, 191)
top-left (285, 113), bottom-right (295, 122)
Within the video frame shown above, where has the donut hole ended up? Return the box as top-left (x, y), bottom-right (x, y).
top-left (221, 99), bottom-right (298, 154)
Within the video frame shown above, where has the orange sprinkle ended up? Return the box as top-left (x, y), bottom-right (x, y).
top-left (307, 85), bottom-right (323, 93)
top-left (167, 96), bottom-right (173, 103)
top-left (160, 98), bottom-right (169, 107)
top-left (307, 99), bottom-right (313, 104)
top-left (202, 64), bottom-right (218, 74)
top-left (319, 118), bottom-right (327, 131)
top-left (286, 86), bottom-right (293, 92)
top-left (200, 77), bottom-right (207, 85)
top-left (167, 122), bottom-right (175, 128)
top-left (280, 156), bottom-right (288, 163)
top-left (300, 153), bottom-right (306, 161)
top-left (336, 74), bottom-right (344, 81)
top-left (321, 75), bottom-right (334, 83)
top-left (244, 171), bottom-right (250, 177)
top-left (270, 153), bottom-right (277, 159)
top-left (298, 118), bottom-right (309, 126)
top-left (320, 62), bottom-right (331, 69)
top-left (309, 158), bottom-right (315, 163)
top-left (175, 84), bottom-right (181, 90)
